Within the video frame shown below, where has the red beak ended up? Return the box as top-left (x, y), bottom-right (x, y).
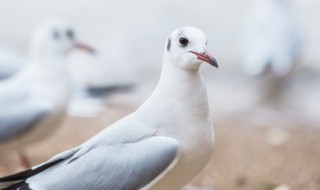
top-left (74, 42), bottom-right (96, 54)
top-left (190, 51), bottom-right (218, 68)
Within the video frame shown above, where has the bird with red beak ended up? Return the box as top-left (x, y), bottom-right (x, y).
top-left (0, 26), bottom-right (217, 190)
top-left (0, 19), bottom-right (94, 169)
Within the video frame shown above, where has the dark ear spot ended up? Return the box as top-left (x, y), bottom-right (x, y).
top-left (53, 30), bottom-right (59, 40)
top-left (167, 38), bottom-right (171, 51)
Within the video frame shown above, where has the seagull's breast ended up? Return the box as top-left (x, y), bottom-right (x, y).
top-left (151, 118), bottom-right (214, 190)
top-left (149, 94), bottom-right (214, 189)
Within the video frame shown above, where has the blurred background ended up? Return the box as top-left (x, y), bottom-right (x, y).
top-left (0, 0), bottom-right (319, 190)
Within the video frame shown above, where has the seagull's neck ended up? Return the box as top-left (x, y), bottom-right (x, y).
top-left (156, 62), bottom-right (204, 98)
top-left (138, 60), bottom-right (210, 127)
top-left (29, 54), bottom-right (68, 77)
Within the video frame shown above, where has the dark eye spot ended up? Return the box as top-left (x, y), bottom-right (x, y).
top-left (66, 29), bottom-right (74, 39)
top-left (53, 30), bottom-right (60, 39)
top-left (178, 36), bottom-right (189, 47)
top-left (206, 41), bottom-right (208, 45)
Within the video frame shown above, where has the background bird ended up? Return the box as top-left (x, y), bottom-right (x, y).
top-left (0, 19), bottom-right (94, 168)
top-left (0, 26), bottom-right (218, 190)
top-left (0, 40), bottom-right (135, 118)
top-left (242, 0), bottom-right (302, 105)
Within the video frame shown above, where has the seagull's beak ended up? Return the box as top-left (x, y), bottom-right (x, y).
top-left (190, 51), bottom-right (218, 68)
top-left (74, 42), bottom-right (96, 54)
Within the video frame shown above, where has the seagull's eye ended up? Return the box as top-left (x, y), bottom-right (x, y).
top-left (66, 29), bottom-right (74, 39)
top-left (178, 37), bottom-right (189, 47)
top-left (53, 30), bottom-right (60, 40)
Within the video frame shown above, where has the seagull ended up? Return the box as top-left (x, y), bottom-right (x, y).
top-left (0, 19), bottom-right (94, 168)
top-left (0, 37), bottom-right (134, 118)
top-left (242, 0), bottom-right (301, 77)
top-left (242, 0), bottom-right (301, 104)
top-left (0, 26), bottom-right (218, 190)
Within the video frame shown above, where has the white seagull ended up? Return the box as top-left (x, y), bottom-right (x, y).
top-left (0, 26), bottom-right (218, 190)
top-left (243, 0), bottom-right (301, 77)
top-left (0, 19), bottom-right (94, 167)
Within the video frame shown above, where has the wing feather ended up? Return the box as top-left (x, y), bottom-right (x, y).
top-left (28, 136), bottom-right (180, 190)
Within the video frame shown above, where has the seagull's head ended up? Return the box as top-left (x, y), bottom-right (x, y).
top-left (30, 19), bottom-right (94, 59)
top-left (163, 27), bottom-right (218, 71)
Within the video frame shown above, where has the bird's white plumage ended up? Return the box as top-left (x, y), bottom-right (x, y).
top-left (0, 26), bottom-right (216, 190)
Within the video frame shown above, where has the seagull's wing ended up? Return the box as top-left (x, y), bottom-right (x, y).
top-left (0, 98), bottom-right (53, 142)
top-left (1, 136), bottom-right (180, 190)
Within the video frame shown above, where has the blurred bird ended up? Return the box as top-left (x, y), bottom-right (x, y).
top-left (242, 0), bottom-right (302, 104)
top-left (243, 0), bottom-right (301, 77)
top-left (0, 41), bottom-right (135, 118)
top-left (0, 19), bottom-right (94, 168)
top-left (0, 27), bottom-right (217, 190)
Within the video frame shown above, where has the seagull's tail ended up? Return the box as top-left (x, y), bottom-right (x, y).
top-left (0, 159), bottom-right (63, 190)
top-left (86, 84), bottom-right (135, 98)
top-left (0, 172), bottom-right (29, 190)
top-left (0, 181), bottom-right (30, 190)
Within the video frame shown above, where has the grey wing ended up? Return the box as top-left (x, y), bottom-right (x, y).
top-left (0, 98), bottom-right (53, 142)
top-left (29, 136), bottom-right (180, 190)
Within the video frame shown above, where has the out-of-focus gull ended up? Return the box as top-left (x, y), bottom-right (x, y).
top-left (243, 0), bottom-right (301, 77)
top-left (0, 44), bottom-right (135, 117)
top-left (0, 19), bottom-right (94, 167)
top-left (242, 0), bottom-right (302, 105)
top-left (0, 26), bottom-right (218, 190)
